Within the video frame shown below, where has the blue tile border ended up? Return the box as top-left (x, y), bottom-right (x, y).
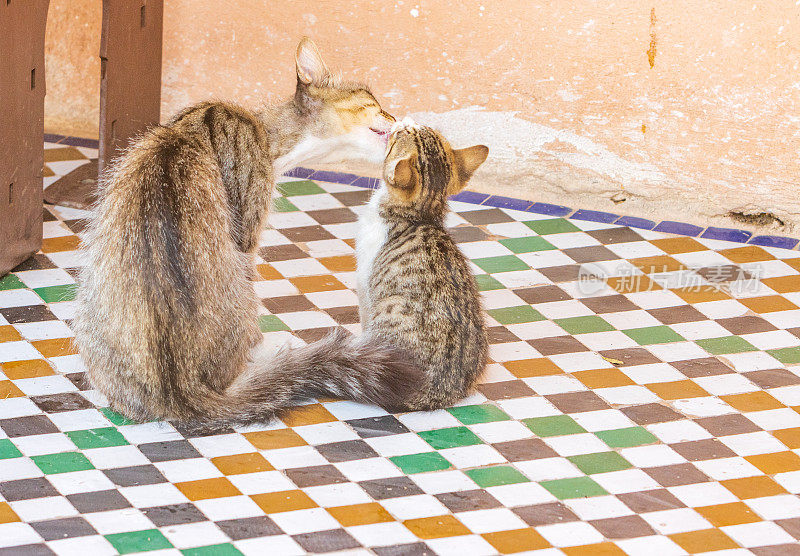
top-left (43, 135), bottom-right (800, 251)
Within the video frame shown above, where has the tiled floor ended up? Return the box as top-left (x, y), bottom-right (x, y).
top-left (1, 143), bottom-right (800, 555)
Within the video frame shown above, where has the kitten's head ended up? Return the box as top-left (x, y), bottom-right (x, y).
top-left (381, 118), bottom-right (488, 219)
top-left (293, 37), bottom-right (395, 164)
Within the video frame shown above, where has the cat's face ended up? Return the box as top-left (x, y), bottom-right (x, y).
top-left (292, 38), bottom-right (395, 164)
top-left (382, 119), bottom-right (488, 210)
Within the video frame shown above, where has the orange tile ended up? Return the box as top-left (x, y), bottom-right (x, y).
top-left (244, 428), bottom-right (307, 450)
top-left (31, 338), bottom-right (78, 358)
top-left (0, 502), bottom-right (20, 524)
top-left (695, 502), bottom-right (762, 527)
top-left (785, 258), bottom-right (800, 273)
top-left (319, 255), bottom-right (356, 273)
top-left (251, 490), bottom-right (317, 513)
top-left (669, 529), bottom-right (739, 553)
top-left (327, 502), bottom-right (394, 527)
top-left (562, 543), bottom-right (627, 556)
top-left (256, 264), bottom-right (282, 280)
top-left (670, 287), bottom-right (731, 304)
top-left (0, 326), bottom-right (21, 343)
top-left (574, 368), bottom-right (634, 388)
top-left (647, 380), bottom-right (710, 400)
top-left (211, 453), bottom-right (274, 475)
top-left (721, 476), bottom-right (787, 499)
top-left (280, 403), bottom-right (337, 426)
top-left (606, 275), bottom-right (662, 293)
top-left (289, 275), bottom-right (347, 293)
top-left (746, 451), bottom-right (800, 474)
top-left (630, 255), bottom-right (687, 274)
top-left (772, 427), bottom-right (800, 449)
top-left (2, 359), bottom-right (54, 379)
top-left (503, 358), bottom-right (562, 378)
top-left (403, 515), bottom-right (471, 539)
top-left (762, 275), bottom-right (800, 293)
top-left (44, 147), bottom-right (87, 162)
top-left (720, 245), bottom-right (775, 263)
top-left (343, 238), bottom-right (357, 249)
top-left (482, 529), bottom-right (550, 554)
top-left (40, 235), bottom-right (81, 253)
top-left (721, 391), bottom-right (784, 412)
top-left (175, 477), bottom-right (241, 500)
top-left (0, 381), bottom-right (24, 398)
top-left (651, 237), bottom-right (708, 254)
top-left (43, 165), bottom-right (54, 177)
top-left (738, 295), bottom-right (799, 313)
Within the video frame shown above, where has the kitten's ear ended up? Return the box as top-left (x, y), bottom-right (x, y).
top-left (295, 37), bottom-right (330, 85)
top-left (453, 145), bottom-right (489, 185)
top-left (385, 155), bottom-right (418, 192)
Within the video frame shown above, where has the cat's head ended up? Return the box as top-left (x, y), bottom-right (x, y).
top-left (381, 118), bottom-right (488, 218)
top-left (292, 38), bottom-right (395, 164)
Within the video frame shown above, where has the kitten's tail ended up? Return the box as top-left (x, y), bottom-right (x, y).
top-left (203, 329), bottom-right (421, 425)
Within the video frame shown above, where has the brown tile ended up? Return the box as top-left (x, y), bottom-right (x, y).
top-left (606, 274), bottom-right (662, 293)
top-left (143, 503), bottom-right (207, 527)
top-left (0, 477), bottom-right (59, 502)
top-left (617, 489), bottom-right (684, 513)
top-left (216, 516), bottom-right (282, 540)
top-left (546, 391), bottom-right (610, 413)
top-left (327, 502), bottom-right (393, 526)
top-left (503, 358), bottom-right (562, 378)
top-left (31, 393), bottom-right (93, 413)
top-left (211, 453), bottom-right (274, 475)
top-left (751, 544), bottom-right (800, 556)
top-left (175, 477), bottom-right (241, 500)
top-left (669, 529), bottom-right (739, 553)
top-left (285, 465), bottom-right (348, 487)
top-left (67, 489), bottom-right (131, 513)
top-left (289, 275), bottom-right (347, 293)
top-left (358, 477), bottom-right (424, 500)
top-left (671, 357), bottom-right (734, 378)
top-left (332, 189), bottom-right (371, 206)
top-left (44, 147), bottom-right (87, 162)
top-left (773, 427), bottom-right (800, 449)
top-left (0, 326), bottom-right (22, 343)
top-left (670, 439), bottom-right (737, 461)
top-left (40, 235), bottom-right (81, 253)
top-left (776, 517), bottom-right (800, 540)
top-left (621, 403), bottom-right (684, 424)
top-left (720, 245), bottom-right (775, 263)
top-left (563, 245), bottom-right (620, 263)
top-left (648, 305), bottom-right (707, 325)
top-left (244, 428), bottom-right (307, 450)
top-left (477, 380), bottom-right (536, 400)
top-left (459, 208), bottom-right (515, 225)
top-left (0, 305), bottom-right (57, 324)
top-left (528, 336), bottom-right (589, 356)
top-left (0, 415), bottom-right (59, 437)
top-left (598, 348), bottom-right (660, 366)
top-left (11, 253), bottom-right (56, 271)
top-left (325, 306), bottom-right (359, 325)
top-left (717, 315), bottom-right (778, 335)
top-left (580, 295), bottom-right (639, 314)
top-left (644, 463), bottom-right (710, 487)
top-left (695, 501), bottom-right (761, 527)
top-left (493, 438), bottom-right (558, 462)
top-left (574, 368), bottom-right (635, 388)
top-left (306, 208), bottom-right (358, 225)
top-left (0, 381), bottom-right (24, 398)
top-left (695, 265), bottom-right (753, 283)
top-left (448, 226), bottom-right (488, 243)
top-left (262, 295), bottom-right (315, 313)
top-left (721, 476), bottom-right (787, 499)
top-left (745, 369), bottom-right (800, 389)
top-left (721, 391), bottom-right (784, 412)
top-left (696, 414), bottom-right (760, 436)
top-left (589, 515), bottom-right (655, 539)
top-left (647, 380), bottom-right (710, 400)
top-left (373, 542), bottom-right (434, 556)
top-left (318, 255), bottom-right (356, 273)
top-left (763, 275), bottom-right (800, 293)
top-left (280, 225), bottom-right (336, 243)
top-left (514, 502), bottom-right (579, 526)
top-left (482, 528), bottom-right (550, 553)
top-left (436, 490), bottom-right (501, 513)
top-left (630, 255), bottom-right (687, 274)
top-left (514, 285), bottom-right (571, 304)
top-left (315, 440), bottom-right (378, 463)
top-left (539, 265), bottom-right (583, 283)
top-left (259, 244), bottom-right (308, 262)
top-left (281, 403), bottom-right (337, 426)
top-left (403, 515), bottom-right (471, 539)
top-left (651, 237), bottom-right (707, 254)
top-left (293, 529), bottom-right (360, 553)
top-left (746, 451), bottom-right (800, 474)
top-left (739, 295), bottom-right (799, 313)
top-left (251, 490), bottom-right (317, 513)
top-left (31, 338), bottom-right (77, 358)
top-left (486, 326), bottom-right (520, 344)
top-left (670, 287), bottom-right (731, 304)
top-left (586, 227), bottom-right (644, 244)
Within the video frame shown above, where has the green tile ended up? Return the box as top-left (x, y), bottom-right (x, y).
top-left (568, 451), bottom-right (632, 474)
top-left (447, 404), bottom-right (510, 425)
top-left (390, 452), bottom-right (451, 474)
top-left (523, 415), bottom-right (586, 437)
top-left (99, 407), bottom-right (137, 426)
top-left (466, 466), bottom-right (530, 488)
top-left (555, 315), bottom-right (615, 335)
top-left (540, 476), bottom-right (608, 499)
top-left (67, 427), bottom-right (129, 449)
top-left (524, 218), bottom-right (580, 235)
top-left (0, 438), bottom-right (22, 459)
top-left (499, 236), bottom-right (557, 254)
top-left (32, 452), bottom-right (94, 474)
top-left (472, 255), bottom-right (529, 274)
top-left (34, 284), bottom-right (77, 303)
top-left (272, 196), bottom-right (299, 212)
top-left (487, 305), bottom-right (545, 325)
top-left (474, 274), bottom-right (505, 291)
top-left (181, 544), bottom-right (243, 556)
top-left (0, 274), bottom-right (25, 290)
top-left (106, 529), bottom-right (173, 554)
top-left (623, 326), bottom-right (684, 345)
top-left (595, 426), bottom-right (658, 448)
top-left (767, 347), bottom-right (800, 365)
top-left (418, 427), bottom-right (483, 449)
top-left (696, 336), bottom-right (757, 355)
top-left (258, 315), bottom-right (289, 332)
top-left (276, 180), bottom-right (325, 196)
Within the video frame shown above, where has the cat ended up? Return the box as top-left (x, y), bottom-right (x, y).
top-left (356, 119), bottom-right (490, 410)
top-left (73, 38), bottom-right (421, 425)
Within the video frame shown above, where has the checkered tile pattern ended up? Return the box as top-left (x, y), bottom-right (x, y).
top-left (1, 143), bottom-right (799, 554)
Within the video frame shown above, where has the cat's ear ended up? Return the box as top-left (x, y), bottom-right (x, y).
top-left (453, 145), bottom-right (489, 187)
top-left (385, 155), bottom-right (418, 193)
top-left (295, 37), bottom-right (330, 85)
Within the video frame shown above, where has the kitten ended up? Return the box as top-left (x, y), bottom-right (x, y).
top-left (73, 38), bottom-right (421, 425)
top-left (356, 119), bottom-right (490, 410)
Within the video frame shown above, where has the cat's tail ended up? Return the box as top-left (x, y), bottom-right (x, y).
top-left (202, 329), bottom-right (421, 426)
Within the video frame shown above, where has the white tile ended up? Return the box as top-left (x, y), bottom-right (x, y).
top-left (455, 508), bottom-right (528, 533)
top-left (746, 494), bottom-right (800, 520)
top-left (409, 470), bottom-right (477, 494)
top-left (515, 457), bottom-right (582, 481)
top-left (721, 521), bottom-right (796, 547)
top-left (11, 496), bottom-right (78, 521)
top-left (380, 494), bottom-right (449, 520)
top-left (537, 521), bottom-right (604, 547)
top-left (485, 481), bottom-right (556, 507)
top-left (346, 522), bottom-right (418, 548)
top-left (439, 445), bottom-right (505, 468)
top-left (564, 495), bottom-right (634, 520)
top-left (694, 457), bottom-right (762, 480)
top-left (591, 468), bottom-right (661, 494)
top-left (425, 535), bottom-right (497, 556)
top-left (641, 508), bottom-right (712, 535)
top-left (365, 433), bottom-right (431, 458)
top-left (334, 457), bottom-right (402, 482)
top-left (668, 482), bottom-right (738, 507)
top-left (193, 495), bottom-right (264, 521)
top-left (160, 521), bottom-right (231, 549)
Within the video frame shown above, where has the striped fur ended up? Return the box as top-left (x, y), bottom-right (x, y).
top-left (356, 121), bottom-right (490, 410)
top-left (72, 38), bottom-right (419, 425)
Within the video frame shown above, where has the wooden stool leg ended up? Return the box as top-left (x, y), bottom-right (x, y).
top-left (0, 0), bottom-right (50, 276)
